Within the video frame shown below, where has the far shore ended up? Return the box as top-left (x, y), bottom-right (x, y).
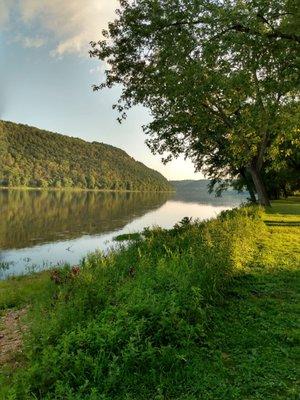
top-left (0, 186), bottom-right (175, 193)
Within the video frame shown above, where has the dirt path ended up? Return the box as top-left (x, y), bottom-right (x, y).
top-left (0, 308), bottom-right (27, 368)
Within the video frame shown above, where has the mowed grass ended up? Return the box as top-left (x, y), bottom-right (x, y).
top-left (199, 202), bottom-right (300, 399)
top-left (0, 199), bottom-right (299, 399)
top-left (264, 195), bottom-right (300, 226)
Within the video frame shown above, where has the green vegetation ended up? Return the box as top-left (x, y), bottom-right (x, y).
top-left (1, 0), bottom-right (298, 396)
top-left (91, 0), bottom-right (299, 206)
top-left (0, 272), bottom-right (53, 310)
top-left (265, 195), bottom-right (300, 217)
top-left (0, 120), bottom-right (172, 191)
top-left (113, 232), bottom-right (142, 242)
top-left (1, 201), bottom-right (299, 399)
top-left (1, 207), bottom-right (264, 399)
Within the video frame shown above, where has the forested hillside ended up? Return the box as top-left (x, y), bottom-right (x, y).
top-left (0, 120), bottom-right (172, 191)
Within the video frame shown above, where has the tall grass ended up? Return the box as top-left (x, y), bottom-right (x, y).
top-left (9, 207), bottom-right (266, 399)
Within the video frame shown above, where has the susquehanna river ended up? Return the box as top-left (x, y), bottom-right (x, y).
top-left (0, 188), bottom-right (247, 278)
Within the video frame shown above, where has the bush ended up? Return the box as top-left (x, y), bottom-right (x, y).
top-left (10, 207), bottom-right (266, 399)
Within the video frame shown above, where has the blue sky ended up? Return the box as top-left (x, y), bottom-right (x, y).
top-left (0, 0), bottom-right (203, 180)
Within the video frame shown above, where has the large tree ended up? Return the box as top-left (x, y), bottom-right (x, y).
top-left (90, 0), bottom-right (300, 205)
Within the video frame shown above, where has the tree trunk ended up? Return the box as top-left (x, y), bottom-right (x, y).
top-left (248, 165), bottom-right (271, 206)
top-left (247, 182), bottom-right (257, 204)
top-left (239, 168), bottom-right (257, 203)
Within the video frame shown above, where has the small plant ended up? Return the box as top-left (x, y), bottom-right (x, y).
top-left (0, 261), bottom-right (12, 271)
top-left (173, 216), bottom-right (193, 230)
top-left (0, 261), bottom-right (13, 279)
top-left (50, 265), bottom-right (80, 285)
top-left (113, 232), bottom-right (142, 242)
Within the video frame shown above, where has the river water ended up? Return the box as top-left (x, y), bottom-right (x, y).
top-left (0, 188), bottom-right (247, 278)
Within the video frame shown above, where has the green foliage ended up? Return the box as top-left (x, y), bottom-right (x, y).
top-left (263, 130), bottom-right (300, 198)
top-left (90, 0), bottom-right (299, 205)
top-left (113, 232), bottom-right (142, 242)
top-left (0, 120), bottom-right (172, 192)
top-left (233, 130), bottom-right (300, 200)
top-left (6, 207), bottom-right (266, 399)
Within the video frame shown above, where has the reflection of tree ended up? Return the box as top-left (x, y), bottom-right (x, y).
top-left (0, 190), bottom-right (170, 249)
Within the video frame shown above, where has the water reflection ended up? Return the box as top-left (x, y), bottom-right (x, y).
top-left (0, 189), bottom-right (171, 250)
top-left (0, 188), bottom-right (246, 277)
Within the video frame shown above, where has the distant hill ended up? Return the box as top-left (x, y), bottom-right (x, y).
top-left (0, 120), bottom-right (172, 191)
top-left (171, 179), bottom-right (248, 205)
top-left (171, 179), bottom-right (210, 192)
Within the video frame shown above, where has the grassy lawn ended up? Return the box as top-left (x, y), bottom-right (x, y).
top-left (197, 202), bottom-right (300, 399)
top-left (264, 195), bottom-right (300, 226)
top-left (0, 199), bottom-right (299, 399)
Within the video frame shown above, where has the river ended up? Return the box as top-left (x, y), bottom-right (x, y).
top-left (0, 187), bottom-right (247, 277)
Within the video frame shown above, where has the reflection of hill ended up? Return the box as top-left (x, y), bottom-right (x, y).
top-left (171, 180), bottom-right (247, 206)
top-left (0, 190), bottom-right (170, 249)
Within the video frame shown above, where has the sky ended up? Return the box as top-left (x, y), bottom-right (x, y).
top-left (0, 0), bottom-right (203, 180)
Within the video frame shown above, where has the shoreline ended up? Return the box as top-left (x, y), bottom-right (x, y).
top-left (0, 186), bottom-right (175, 193)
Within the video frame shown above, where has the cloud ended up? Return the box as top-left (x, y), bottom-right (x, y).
top-left (1, 0), bottom-right (119, 56)
top-left (19, 36), bottom-right (45, 48)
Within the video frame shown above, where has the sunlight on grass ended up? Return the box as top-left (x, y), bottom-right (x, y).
top-left (265, 196), bottom-right (300, 215)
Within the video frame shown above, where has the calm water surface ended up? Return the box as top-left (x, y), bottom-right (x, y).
top-left (0, 188), bottom-right (246, 277)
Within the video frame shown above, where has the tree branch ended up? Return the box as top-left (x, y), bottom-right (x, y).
top-left (159, 18), bottom-right (300, 43)
top-left (231, 23), bottom-right (300, 43)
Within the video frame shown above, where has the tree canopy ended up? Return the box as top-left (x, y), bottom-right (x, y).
top-left (90, 0), bottom-right (300, 205)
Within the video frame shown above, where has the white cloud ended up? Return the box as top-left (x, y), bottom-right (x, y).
top-left (1, 0), bottom-right (119, 56)
top-left (20, 36), bottom-right (45, 48)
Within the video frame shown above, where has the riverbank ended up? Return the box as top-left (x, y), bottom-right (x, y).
top-left (0, 198), bottom-right (299, 399)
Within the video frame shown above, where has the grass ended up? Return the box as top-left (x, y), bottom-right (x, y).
top-left (113, 232), bottom-right (142, 242)
top-left (0, 271), bottom-right (54, 311)
top-left (197, 205), bottom-right (300, 399)
top-left (0, 199), bottom-right (299, 399)
top-left (264, 195), bottom-right (300, 226)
